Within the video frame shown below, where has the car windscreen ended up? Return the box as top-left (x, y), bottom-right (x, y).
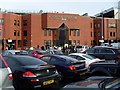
top-left (13, 56), bottom-right (47, 66)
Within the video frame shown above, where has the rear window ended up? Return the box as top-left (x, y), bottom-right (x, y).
top-left (36, 50), bottom-right (49, 54)
top-left (11, 56), bottom-right (47, 66)
top-left (59, 56), bottom-right (78, 63)
top-left (54, 50), bottom-right (63, 55)
top-left (82, 55), bottom-right (96, 60)
top-left (76, 46), bottom-right (82, 48)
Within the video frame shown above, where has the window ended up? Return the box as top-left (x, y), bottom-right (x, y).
top-left (94, 23), bottom-right (97, 28)
top-left (98, 23), bottom-right (100, 28)
top-left (51, 57), bottom-right (58, 62)
top-left (73, 40), bottom-right (76, 45)
top-left (0, 18), bottom-right (4, 25)
top-left (102, 49), bottom-right (114, 54)
top-left (77, 40), bottom-right (80, 45)
top-left (98, 32), bottom-right (101, 37)
top-left (91, 23), bottom-right (92, 28)
top-left (110, 32), bottom-right (112, 37)
top-left (94, 32), bottom-right (96, 37)
top-left (23, 20), bottom-right (27, 26)
top-left (44, 40), bottom-right (51, 45)
top-left (113, 32), bottom-right (115, 37)
top-left (18, 20), bottom-right (20, 26)
top-left (18, 31), bottom-right (20, 36)
top-left (54, 30), bottom-right (57, 36)
top-left (0, 30), bottom-right (2, 36)
top-left (70, 30), bottom-right (72, 36)
top-left (91, 32), bottom-right (92, 37)
top-left (14, 20), bottom-right (16, 25)
top-left (23, 31), bottom-right (27, 36)
top-left (77, 56), bottom-right (85, 60)
top-left (94, 49), bottom-right (101, 53)
top-left (40, 56), bottom-right (51, 62)
top-left (23, 40), bottom-right (27, 46)
top-left (48, 30), bottom-right (51, 36)
top-left (77, 30), bottom-right (80, 36)
top-left (73, 30), bottom-right (76, 36)
top-left (44, 30), bottom-right (47, 36)
top-left (18, 40), bottom-right (21, 47)
top-left (14, 30), bottom-right (16, 36)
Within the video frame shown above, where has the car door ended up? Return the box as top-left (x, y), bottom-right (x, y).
top-left (101, 49), bottom-right (115, 60)
top-left (93, 48), bottom-right (104, 59)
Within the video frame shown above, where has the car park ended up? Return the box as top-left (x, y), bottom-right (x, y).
top-left (3, 55), bottom-right (60, 89)
top-left (69, 53), bottom-right (103, 67)
top-left (0, 54), bottom-right (14, 90)
top-left (28, 50), bottom-right (49, 58)
top-left (61, 76), bottom-right (120, 90)
top-left (86, 46), bottom-right (120, 60)
top-left (40, 55), bottom-right (88, 79)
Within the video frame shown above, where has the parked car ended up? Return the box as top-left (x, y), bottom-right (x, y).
top-left (28, 50), bottom-right (49, 58)
top-left (0, 54), bottom-right (15, 90)
top-left (61, 76), bottom-right (120, 90)
top-left (3, 55), bottom-right (60, 89)
top-left (69, 53), bottom-right (103, 67)
top-left (40, 55), bottom-right (88, 79)
top-left (88, 60), bottom-right (120, 77)
top-left (46, 49), bottom-right (64, 55)
top-left (2, 50), bottom-right (21, 55)
top-left (86, 46), bottom-right (120, 60)
top-left (76, 45), bottom-right (89, 53)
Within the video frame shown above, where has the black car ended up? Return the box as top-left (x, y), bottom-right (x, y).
top-left (3, 55), bottom-right (60, 90)
top-left (86, 46), bottom-right (120, 60)
top-left (61, 76), bottom-right (120, 90)
top-left (40, 55), bottom-right (87, 79)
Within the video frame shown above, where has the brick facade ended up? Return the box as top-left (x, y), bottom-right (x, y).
top-left (0, 12), bottom-right (119, 50)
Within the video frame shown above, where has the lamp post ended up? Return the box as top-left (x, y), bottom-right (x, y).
top-left (101, 11), bottom-right (104, 45)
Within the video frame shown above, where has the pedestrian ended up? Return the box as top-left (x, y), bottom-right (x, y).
top-left (37, 45), bottom-right (40, 49)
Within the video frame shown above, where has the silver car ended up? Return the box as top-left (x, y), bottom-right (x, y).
top-left (0, 54), bottom-right (14, 90)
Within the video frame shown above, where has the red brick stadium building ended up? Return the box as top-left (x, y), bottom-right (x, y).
top-left (0, 12), bottom-right (119, 50)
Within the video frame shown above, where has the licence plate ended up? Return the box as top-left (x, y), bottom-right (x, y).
top-left (43, 80), bottom-right (54, 86)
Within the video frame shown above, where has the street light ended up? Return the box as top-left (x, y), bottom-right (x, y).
top-left (100, 11), bottom-right (104, 45)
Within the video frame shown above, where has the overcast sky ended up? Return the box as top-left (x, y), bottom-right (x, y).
top-left (0, 0), bottom-right (119, 16)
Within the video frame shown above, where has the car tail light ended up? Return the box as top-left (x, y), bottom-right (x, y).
top-left (23, 71), bottom-right (36, 77)
top-left (68, 65), bottom-right (76, 70)
top-left (117, 55), bottom-right (120, 59)
top-left (7, 67), bottom-right (13, 80)
top-left (8, 73), bottom-right (13, 80)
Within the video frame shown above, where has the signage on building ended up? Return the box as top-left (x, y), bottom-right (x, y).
top-left (108, 23), bottom-right (116, 28)
top-left (99, 40), bottom-right (104, 42)
top-left (49, 16), bottom-right (78, 20)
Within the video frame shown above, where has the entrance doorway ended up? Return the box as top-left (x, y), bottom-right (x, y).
top-left (58, 23), bottom-right (68, 46)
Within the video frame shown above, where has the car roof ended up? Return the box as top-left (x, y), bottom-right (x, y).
top-left (69, 53), bottom-right (86, 56)
top-left (93, 46), bottom-right (117, 49)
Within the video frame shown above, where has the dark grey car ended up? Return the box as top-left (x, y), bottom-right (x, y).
top-left (62, 76), bottom-right (120, 90)
top-left (86, 46), bottom-right (120, 60)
